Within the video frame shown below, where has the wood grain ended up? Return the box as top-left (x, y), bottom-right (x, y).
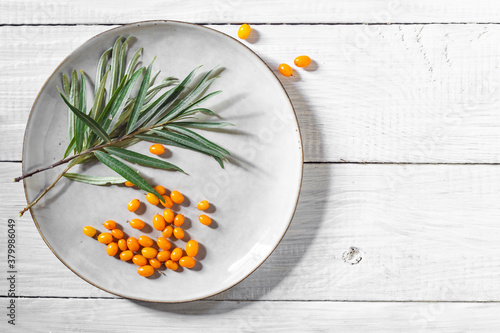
top-left (2, 0), bottom-right (500, 24)
top-left (3, 24), bottom-right (500, 163)
top-left (6, 298), bottom-right (500, 332)
top-left (3, 162), bottom-right (500, 301)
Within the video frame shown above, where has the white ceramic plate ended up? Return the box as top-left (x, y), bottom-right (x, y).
top-left (23, 21), bottom-right (303, 302)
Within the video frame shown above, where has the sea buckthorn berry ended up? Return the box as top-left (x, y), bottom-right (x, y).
top-left (170, 190), bottom-right (184, 204)
top-left (163, 209), bottom-right (175, 223)
top-left (154, 185), bottom-right (166, 195)
top-left (120, 250), bottom-right (134, 261)
top-left (141, 247), bottom-right (158, 259)
top-left (170, 248), bottom-right (183, 261)
top-left (157, 250), bottom-right (171, 262)
top-left (165, 260), bottom-right (178, 270)
top-left (118, 239), bottom-right (128, 251)
top-left (179, 256), bottom-right (196, 268)
top-left (174, 214), bottom-right (185, 227)
top-left (130, 219), bottom-right (145, 230)
top-left (106, 242), bottom-right (119, 256)
top-left (127, 199), bottom-right (140, 212)
top-left (132, 254), bottom-right (148, 266)
top-left (279, 63), bottom-right (293, 77)
top-left (238, 24), bottom-right (251, 39)
top-left (149, 258), bottom-right (162, 269)
top-left (149, 144), bottom-right (165, 155)
top-left (173, 227), bottom-right (184, 240)
top-left (97, 232), bottom-right (113, 244)
top-left (160, 195), bottom-right (174, 208)
top-left (146, 192), bottom-right (160, 206)
top-left (294, 55), bottom-right (311, 68)
top-left (186, 240), bottom-right (199, 257)
top-left (138, 235), bottom-right (154, 247)
top-left (124, 181), bottom-right (135, 187)
top-left (138, 265), bottom-right (155, 277)
top-left (157, 237), bottom-right (171, 251)
top-left (111, 229), bottom-right (123, 239)
top-left (162, 226), bottom-right (173, 238)
top-left (127, 237), bottom-right (140, 252)
top-left (197, 200), bottom-right (209, 211)
top-left (199, 214), bottom-right (212, 226)
top-left (152, 214), bottom-right (166, 231)
top-left (103, 220), bottom-right (117, 230)
top-left (82, 226), bottom-right (96, 238)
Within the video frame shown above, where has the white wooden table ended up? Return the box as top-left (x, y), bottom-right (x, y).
top-left (3, 1), bottom-right (500, 331)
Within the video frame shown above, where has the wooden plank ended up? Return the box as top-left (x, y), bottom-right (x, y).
top-left (4, 298), bottom-right (500, 332)
top-left (3, 161), bottom-right (500, 301)
top-left (3, 24), bottom-right (500, 163)
top-left (2, 0), bottom-right (500, 24)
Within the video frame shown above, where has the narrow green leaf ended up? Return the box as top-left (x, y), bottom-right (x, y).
top-left (178, 108), bottom-right (216, 117)
top-left (172, 121), bottom-right (234, 129)
top-left (105, 147), bottom-right (184, 173)
top-left (125, 47), bottom-right (142, 78)
top-left (106, 67), bottom-right (144, 132)
top-left (90, 70), bottom-right (109, 120)
top-left (63, 173), bottom-right (126, 185)
top-left (68, 70), bottom-right (79, 143)
top-left (150, 129), bottom-right (226, 159)
top-left (164, 124), bottom-right (230, 156)
top-left (93, 151), bottom-right (164, 202)
top-left (126, 63), bottom-right (152, 134)
top-left (62, 74), bottom-right (70, 96)
top-left (96, 74), bottom-right (128, 125)
top-left (58, 89), bottom-right (111, 143)
top-left (63, 136), bottom-right (76, 158)
top-left (117, 36), bottom-right (132, 84)
top-left (136, 133), bottom-right (192, 150)
top-left (214, 156), bottom-right (225, 169)
top-left (75, 70), bottom-right (88, 152)
top-left (95, 47), bottom-right (111, 95)
top-left (109, 36), bottom-right (123, 97)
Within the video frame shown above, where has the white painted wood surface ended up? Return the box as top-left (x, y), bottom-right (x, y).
top-left (2, 1), bottom-right (500, 331)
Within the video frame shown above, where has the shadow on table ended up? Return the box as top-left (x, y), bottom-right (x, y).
top-left (132, 75), bottom-right (330, 313)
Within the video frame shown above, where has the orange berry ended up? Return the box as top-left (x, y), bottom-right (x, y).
top-left (132, 254), bottom-right (148, 266)
top-left (103, 220), bottom-right (117, 230)
top-left (138, 235), bottom-right (154, 247)
top-left (279, 63), bottom-right (293, 77)
top-left (137, 265), bottom-right (155, 277)
top-left (163, 209), bottom-right (175, 223)
top-left (174, 214), bottom-right (185, 227)
top-left (165, 260), bottom-right (178, 270)
top-left (149, 144), bottom-right (165, 155)
top-left (170, 190), bottom-right (184, 204)
top-left (186, 240), bottom-right (199, 257)
top-left (124, 181), bottom-right (135, 187)
top-left (97, 232), bottom-right (113, 244)
top-left (179, 256), bottom-right (196, 268)
top-left (157, 237), bottom-right (171, 251)
top-left (130, 219), bottom-right (145, 230)
top-left (238, 24), bottom-right (251, 39)
top-left (111, 229), bottom-right (123, 239)
top-left (152, 214), bottom-right (166, 231)
top-left (162, 226), bottom-right (173, 238)
top-left (199, 214), bottom-right (212, 226)
top-left (127, 199), bottom-right (140, 212)
top-left (127, 237), bottom-right (140, 252)
top-left (160, 195), bottom-right (174, 208)
top-left (157, 250), bottom-right (171, 262)
top-left (146, 192), bottom-right (160, 206)
top-left (141, 247), bottom-right (158, 259)
top-left (197, 200), bottom-right (209, 210)
top-left (173, 227), bottom-right (184, 240)
top-left (170, 248), bottom-right (183, 261)
top-left (294, 55), bottom-right (311, 68)
top-left (117, 239), bottom-right (128, 251)
top-left (154, 185), bottom-right (166, 195)
top-left (106, 242), bottom-right (118, 256)
top-left (120, 250), bottom-right (134, 261)
top-left (82, 226), bottom-right (96, 237)
top-left (149, 258), bottom-right (162, 269)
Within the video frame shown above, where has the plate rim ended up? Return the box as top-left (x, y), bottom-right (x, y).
top-left (22, 20), bottom-right (304, 303)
